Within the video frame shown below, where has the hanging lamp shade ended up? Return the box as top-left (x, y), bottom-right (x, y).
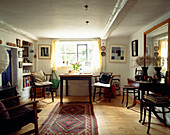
top-left (0, 45), bottom-right (9, 74)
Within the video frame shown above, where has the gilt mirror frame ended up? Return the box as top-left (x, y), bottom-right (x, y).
top-left (144, 18), bottom-right (170, 71)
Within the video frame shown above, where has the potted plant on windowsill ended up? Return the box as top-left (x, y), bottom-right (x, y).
top-left (135, 56), bottom-right (152, 80)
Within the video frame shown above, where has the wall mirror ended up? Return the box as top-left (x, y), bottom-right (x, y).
top-left (144, 18), bottom-right (170, 76)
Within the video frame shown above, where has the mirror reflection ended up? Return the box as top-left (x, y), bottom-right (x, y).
top-left (145, 21), bottom-right (168, 77)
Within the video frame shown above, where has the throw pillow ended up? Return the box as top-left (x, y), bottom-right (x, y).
top-left (99, 72), bottom-right (111, 84)
top-left (0, 101), bottom-right (10, 119)
top-left (32, 70), bottom-right (46, 82)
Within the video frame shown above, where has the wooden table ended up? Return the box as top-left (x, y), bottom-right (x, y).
top-left (59, 73), bottom-right (93, 103)
top-left (127, 78), bottom-right (165, 122)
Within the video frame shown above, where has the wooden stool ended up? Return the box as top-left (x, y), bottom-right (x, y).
top-left (121, 85), bottom-right (138, 108)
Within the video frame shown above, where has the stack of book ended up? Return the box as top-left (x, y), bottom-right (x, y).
top-left (144, 94), bottom-right (169, 104)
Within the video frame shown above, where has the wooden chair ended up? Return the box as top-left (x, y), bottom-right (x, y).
top-left (141, 71), bottom-right (170, 134)
top-left (0, 96), bottom-right (39, 135)
top-left (31, 70), bottom-right (54, 102)
top-left (93, 72), bottom-right (113, 102)
top-left (121, 85), bottom-right (139, 108)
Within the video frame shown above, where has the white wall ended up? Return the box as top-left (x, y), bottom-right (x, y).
top-left (106, 37), bottom-right (130, 87)
top-left (129, 12), bottom-right (170, 78)
top-left (0, 29), bottom-right (36, 100)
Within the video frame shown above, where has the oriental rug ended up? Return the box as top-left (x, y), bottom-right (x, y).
top-left (39, 102), bottom-right (98, 135)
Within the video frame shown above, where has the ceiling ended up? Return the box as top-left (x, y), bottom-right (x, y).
top-left (0, 0), bottom-right (170, 40)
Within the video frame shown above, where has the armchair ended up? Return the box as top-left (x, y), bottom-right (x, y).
top-left (31, 70), bottom-right (54, 102)
top-left (0, 96), bottom-right (39, 135)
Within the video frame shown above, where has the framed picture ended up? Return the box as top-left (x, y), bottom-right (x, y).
top-left (38, 45), bottom-right (51, 59)
top-left (109, 45), bottom-right (126, 63)
top-left (132, 40), bottom-right (138, 57)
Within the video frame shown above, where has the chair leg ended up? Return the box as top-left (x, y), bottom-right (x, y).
top-left (122, 89), bottom-right (125, 103)
top-left (139, 100), bottom-right (143, 122)
top-left (108, 88), bottom-right (111, 102)
top-left (147, 106), bottom-right (152, 134)
top-left (142, 107), bottom-right (146, 125)
top-left (34, 87), bottom-right (36, 101)
top-left (43, 87), bottom-right (46, 99)
top-left (99, 88), bottom-right (101, 98)
top-left (93, 87), bottom-right (96, 102)
top-left (126, 89), bottom-right (129, 107)
top-left (162, 107), bottom-right (167, 126)
top-left (33, 102), bottom-right (39, 135)
top-left (51, 86), bottom-right (54, 102)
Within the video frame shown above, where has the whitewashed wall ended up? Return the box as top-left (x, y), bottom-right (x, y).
top-left (129, 12), bottom-right (170, 78)
top-left (0, 29), bottom-right (36, 100)
top-left (106, 37), bottom-right (130, 89)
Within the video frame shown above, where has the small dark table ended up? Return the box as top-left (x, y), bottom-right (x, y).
top-left (0, 86), bottom-right (17, 99)
top-left (59, 74), bottom-right (92, 103)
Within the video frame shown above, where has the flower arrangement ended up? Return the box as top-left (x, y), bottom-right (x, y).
top-left (152, 56), bottom-right (164, 67)
top-left (135, 56), bottom-right (152, 67)
top-left (71, 62), bottom-right (81, 70)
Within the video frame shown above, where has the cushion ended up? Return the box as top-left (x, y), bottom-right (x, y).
top-left (99, 72), bottom-right (111, 84)
top-left (0, 101), bottom-right (10, 119)
top-left (32, 70), bottom-right (46, 82)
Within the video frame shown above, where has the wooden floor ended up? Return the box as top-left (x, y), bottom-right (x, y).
top-left (12, 95), bottom-right (170, 135)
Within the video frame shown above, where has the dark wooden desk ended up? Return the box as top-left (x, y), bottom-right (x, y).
top-left (127, 78), bottom-right (166, 122)
top-left (59, 74), bottom-right (92, 103)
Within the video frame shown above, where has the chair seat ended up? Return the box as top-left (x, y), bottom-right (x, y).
top-left (122, 85), bottom-right (136, 89)
top-left (35, 81), bottom-right (53, 86)
top-left (94, 82), bottom-right (110, 87)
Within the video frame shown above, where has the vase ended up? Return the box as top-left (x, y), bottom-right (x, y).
top-left (141, 67), bottom-right (148, 81)
top-left (154, 67), bottom-right (162, 80)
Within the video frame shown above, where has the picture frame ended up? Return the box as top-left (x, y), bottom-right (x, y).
top-left (132, 40), bottom-right (138, 57)
top-left (38, 45), bottom-right (51, 59)
top-left (109, 45), bottom-right (126, 63)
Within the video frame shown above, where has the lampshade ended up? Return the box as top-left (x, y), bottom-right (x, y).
top-left (0, 45), bottom-right (9, 74)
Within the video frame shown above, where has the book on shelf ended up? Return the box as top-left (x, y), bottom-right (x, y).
top-left (23, 76), bottom-right (31, 88)
top-left (144, 94), bottom-right (169, 104)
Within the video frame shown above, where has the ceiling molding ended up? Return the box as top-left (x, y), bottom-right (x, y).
top-left (0, 18), bottom-right (38, 41)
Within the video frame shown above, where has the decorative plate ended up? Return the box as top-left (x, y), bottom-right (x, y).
top-left (154, 52), bottom-right (159, 57)
top-left (154, 46), bottom-right (159, 51)
top-left (101, 52), bottom-right (106, 56)
top-left (101, 46), bottom-right (106, 51)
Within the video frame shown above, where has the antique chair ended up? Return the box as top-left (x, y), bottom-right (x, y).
top-left (31, 70), bottom-right (54, 102)
top-left (141, 71), bottom-right (170, 134)
top-left (0, 96), bottom-right (39, 135)
top-left (121, 84), bottom-right (139, 108)
top-left (93, 72), bottom-right (113, 102)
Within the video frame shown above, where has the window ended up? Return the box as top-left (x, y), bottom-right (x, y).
top-left (51, 40), bottom-right (101, 72)
top-left (58, 41), bottom-right (93, 66)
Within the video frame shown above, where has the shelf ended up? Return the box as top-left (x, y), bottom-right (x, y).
top-left (23, 63), bottom-right (33, 66)
top-left (23, 73), bottom-right (31, 76)
top-left (23, 86), bottom-right (32, 89)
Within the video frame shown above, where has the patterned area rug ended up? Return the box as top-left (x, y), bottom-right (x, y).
top-left (39, 102), bottom-right (98, 135)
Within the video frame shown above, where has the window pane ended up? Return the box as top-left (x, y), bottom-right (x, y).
top-left (78, 44), bottom-right (87, 63)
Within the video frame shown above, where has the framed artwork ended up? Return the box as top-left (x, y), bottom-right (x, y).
top-left (38, 45), bottom-right (51, 59)
top-left (132, 40), bottom-right (138, 57)
top-left (109, 45), bottom-right (126, 63)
